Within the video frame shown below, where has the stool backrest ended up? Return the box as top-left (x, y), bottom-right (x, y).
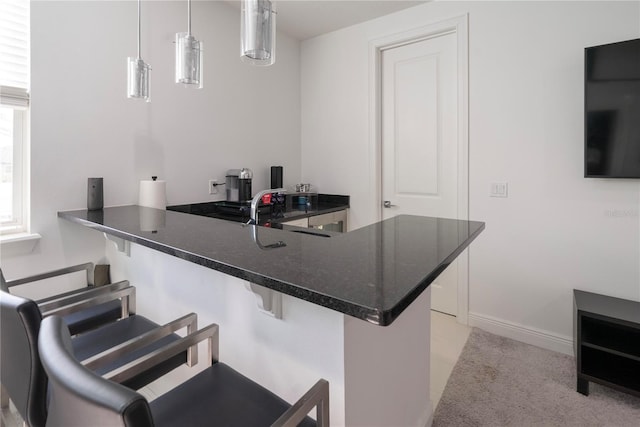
top-left (39, 315), bottom-right (154, 427)
top-left (1, 268), bottom-right (10, 292)
top-left (0, 290), bottom-right (47, 427)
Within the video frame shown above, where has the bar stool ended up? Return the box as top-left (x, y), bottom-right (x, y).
top-left (39, 314), bottom-right (330, 427)
top-left (1, 271), bottom-right (199, 427)
top-left (1, 263), bottom-right (128, 335)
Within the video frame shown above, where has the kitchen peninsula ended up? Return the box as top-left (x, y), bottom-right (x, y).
top-left (59, 206), bottom-right (484, 425)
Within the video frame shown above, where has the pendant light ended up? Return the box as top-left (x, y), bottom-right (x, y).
top-left (127, 0), bottom-right (151, 101)
top-left (175, 0), bottom-right (203, 87)
top-left (240, 0), bottom-right (276, 66)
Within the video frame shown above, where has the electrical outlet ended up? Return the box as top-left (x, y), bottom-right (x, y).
top-left (490, 182), bottom-right (508, 198)
top-left (209, 179), bottom-right (218, 195)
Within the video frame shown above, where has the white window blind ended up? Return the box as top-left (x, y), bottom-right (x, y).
top-left (0, 0), bottom-right (30, 97)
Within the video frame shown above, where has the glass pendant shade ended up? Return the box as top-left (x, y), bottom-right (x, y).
top-left (127, 57), bottom-right (151, 101)
top-left (241, 0), bottom-right (276, 66)
top-left (175, 33), bottom-right (203, 87)
top-left (128, 0), bottom-right (150, 101)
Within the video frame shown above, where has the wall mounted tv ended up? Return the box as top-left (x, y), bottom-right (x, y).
top-left (584, 38), bottom-right (640, 178)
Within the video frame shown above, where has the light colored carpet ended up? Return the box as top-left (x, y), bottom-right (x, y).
top-left (433, 328), bottom-right (640, 427)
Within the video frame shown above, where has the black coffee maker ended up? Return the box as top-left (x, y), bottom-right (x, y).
top-left (226, 168), bottom-right (253, 202)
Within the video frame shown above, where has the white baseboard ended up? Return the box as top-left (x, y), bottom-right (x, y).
top-left (468, 312), bottom-right (574, 356)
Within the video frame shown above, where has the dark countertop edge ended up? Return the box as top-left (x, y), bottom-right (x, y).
top-left (58, 210), bottom-right (382, 324)
top-left (58, 209), bottom-right (483, 327)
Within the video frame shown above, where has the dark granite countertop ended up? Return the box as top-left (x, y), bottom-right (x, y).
top-left (58, 206), bottom-right (484, 326)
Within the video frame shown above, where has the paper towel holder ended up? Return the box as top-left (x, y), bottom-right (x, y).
top-left (139, 175), bottom-right (167, 210)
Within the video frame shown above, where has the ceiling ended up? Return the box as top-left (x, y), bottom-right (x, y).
top-left (224, 1), bottom-right (427, 40)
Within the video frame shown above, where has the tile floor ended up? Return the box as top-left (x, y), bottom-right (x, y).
top-left (0, 398), bottom-right (19, 427)
top-left (0, 310), bottom-right (469, 426)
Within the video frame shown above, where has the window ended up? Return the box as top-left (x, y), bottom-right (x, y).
top-left (1, 101), bottom-right (27, 233)
top-left (0, 0), bottom-right (30, 235)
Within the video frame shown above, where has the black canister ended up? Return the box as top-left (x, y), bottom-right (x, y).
top-left (270, 166), bottom-right (283, 189)
top-left (238, 168), bottom-right (253, 202)
top-left (239, 179), bottom-right (252, 202)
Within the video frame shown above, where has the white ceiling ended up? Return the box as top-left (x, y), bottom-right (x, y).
top-left (224, 1), bottom-right (427, 40)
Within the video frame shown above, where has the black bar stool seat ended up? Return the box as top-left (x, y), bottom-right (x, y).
top-left (150, 363), bottom-right (316, 427)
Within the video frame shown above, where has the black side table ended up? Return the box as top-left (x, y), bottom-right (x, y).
top-left (573, 289), bottom-right (640, 397)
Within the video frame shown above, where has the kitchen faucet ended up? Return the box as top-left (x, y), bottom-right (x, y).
top-left (249, 188), bottom-right (286, 225)
top-left (250, 226), bottom-right (286, 250)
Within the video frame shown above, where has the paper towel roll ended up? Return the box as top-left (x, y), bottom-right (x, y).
top-left (139, 179), bottom-right (166, 209)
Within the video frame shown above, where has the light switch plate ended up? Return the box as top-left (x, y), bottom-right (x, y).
top-left (490, 182), bottom-right (508, 198)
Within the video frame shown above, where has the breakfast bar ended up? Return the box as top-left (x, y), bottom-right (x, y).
top-left (59, 206), bottom-right (484, 325)
top-left (59, 206), bottom-right (484, 426)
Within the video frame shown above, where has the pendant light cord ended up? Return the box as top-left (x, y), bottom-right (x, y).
top-left (187, 0), bottom-right (192, 35)
top-left (137, 0), bottom-right (141, 59)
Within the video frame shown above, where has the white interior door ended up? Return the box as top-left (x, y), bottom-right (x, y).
top-left (380, 32), bottom-right (459, 315)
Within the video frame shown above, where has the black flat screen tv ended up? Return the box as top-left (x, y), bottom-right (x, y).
top-left (584, 38), bottom-right (640, 178)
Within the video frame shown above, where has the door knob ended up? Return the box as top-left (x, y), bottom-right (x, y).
top-left (383, 201), bottom-right (397, 208)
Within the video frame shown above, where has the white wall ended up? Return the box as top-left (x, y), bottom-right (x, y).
top-left (301, 1), bottom-right (640, 351)
top-left (1, 1), bottom-right (301, 293)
